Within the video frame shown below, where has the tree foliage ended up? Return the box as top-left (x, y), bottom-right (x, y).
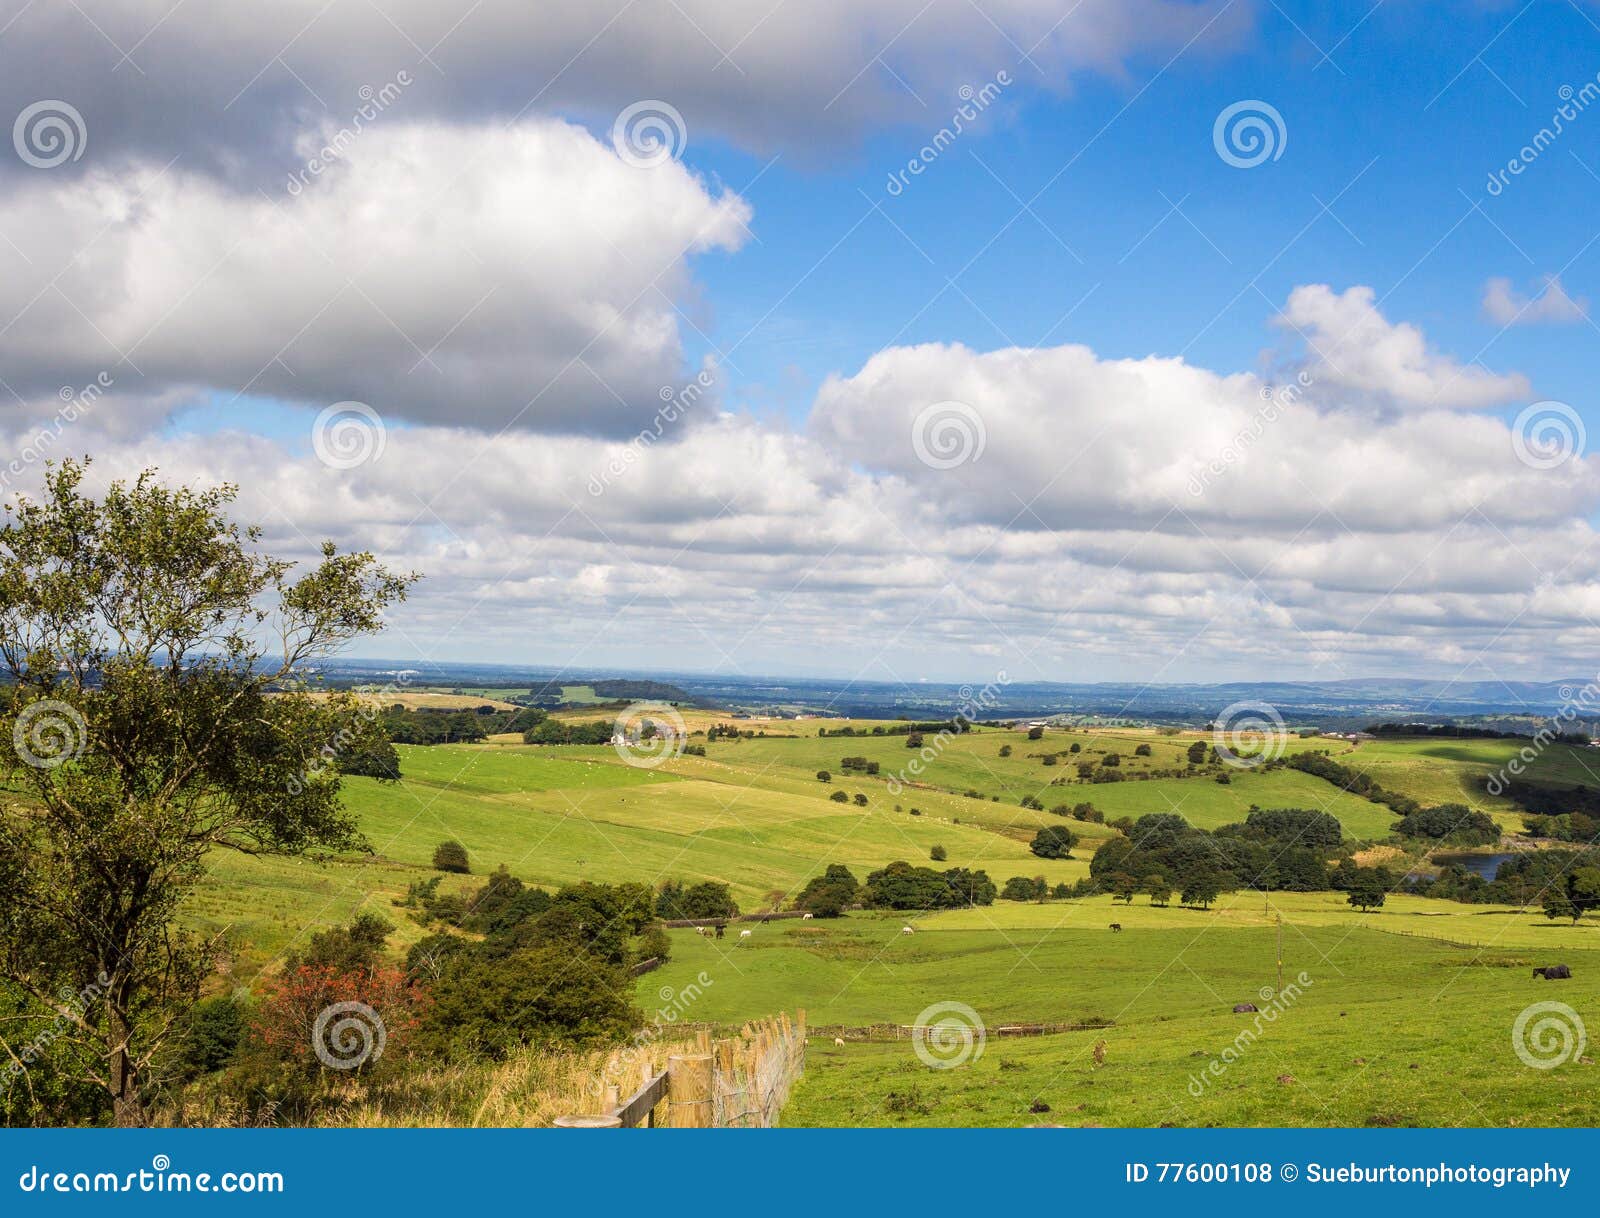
top-left (0, 461), bottom-right (414, 1125)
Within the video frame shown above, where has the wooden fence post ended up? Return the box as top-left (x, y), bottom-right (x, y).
top-left (667, 1053), bottom-right (713, 1128)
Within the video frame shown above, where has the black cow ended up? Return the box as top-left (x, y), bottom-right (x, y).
top-left (1533, 964), bottom-right (1572, 980)
top-left (1108, 923), bottom-right (1122, 932)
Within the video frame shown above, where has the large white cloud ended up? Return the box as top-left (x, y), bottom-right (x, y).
top-left (8, 288), bottom-right (1600, 681)
top-left (0, 119), bottom-right (749, 434)
top-left (0, 1), bottom-right (1248, 177)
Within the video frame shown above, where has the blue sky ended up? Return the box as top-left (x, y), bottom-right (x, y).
top-left (678, 1), bottom-right (1600, 430)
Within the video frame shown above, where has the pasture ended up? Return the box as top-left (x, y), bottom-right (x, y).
top-left (161, 722), bottom-right (1600, 1127)
top-left (633, 905), bottom-right (1600, 1127)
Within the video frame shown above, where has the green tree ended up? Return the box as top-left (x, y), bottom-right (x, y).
top-left (1029, 825), bottom-right (1077, 859)
top-left (795, 864), bottom-right (858, 917)
top-left (930, 844), bottom-right (947, 861)
top-left (1144, 874), bottom-right (1172, 907)
top-left (1186, 740), bottom-right (1208, 765)
top-left (0, 461), bottom-right (412, 1125)
top-left (432, 839), bottom-right (470, 874)
top-left (1347, 872), bottom-right (1387, 912)
top-left (1181, 871), bottom-right (1222, 910)
top-left (1543, 887), bottom-right (1579, 924)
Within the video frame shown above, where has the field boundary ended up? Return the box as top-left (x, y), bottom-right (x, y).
top-left (558, 1013), bottom-right (806, 1129)
top-left (810, 1018), bottom-right (1112, 1042)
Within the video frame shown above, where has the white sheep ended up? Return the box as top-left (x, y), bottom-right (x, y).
top-left (901, 926), bottom-right (915, 935)
top-left (833, 1037), bottom-right (846, 1047)
top-left (802, 912), bottom-right (814, 920)
top-left (739, 929), bottom-right (752, 940)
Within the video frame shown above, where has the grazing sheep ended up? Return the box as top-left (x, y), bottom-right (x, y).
top-left (1233, 1003), bottom-right (1258, 1013)
top-left (695, 926), bottom-right (713, 939)
top-left (802, 912), bottom-right (814, 920)
top-left (1108, 923), bottom-right (1121, 932)
top-left (1534, 964), bottom-right (1573, 980)
top-left (833, 1037), bottom-right (846, 1047)
top-left (902, 926), bottom-right (915, 935)
top-left (739, 929), bottom-right (752, 940)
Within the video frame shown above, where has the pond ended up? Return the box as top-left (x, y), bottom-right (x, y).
top-left (1432, 851), bottom-right (1515, 881)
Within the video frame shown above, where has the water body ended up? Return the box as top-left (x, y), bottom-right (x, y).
top-left (1433, 852), bottom-right (1515, 881)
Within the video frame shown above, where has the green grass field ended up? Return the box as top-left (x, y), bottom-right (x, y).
top-left (631, 902), bottom-right (1600, 1127)
top-left (172, 725), bottom-right (1600, 1129)
top-left (1336, 737), bottom-right (1600, 828)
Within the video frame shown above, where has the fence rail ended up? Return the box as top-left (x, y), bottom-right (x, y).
top-left (810, 1018), bottom-right (1112, 1042)
top-left (558, 1012), bottom-right (807, 1129)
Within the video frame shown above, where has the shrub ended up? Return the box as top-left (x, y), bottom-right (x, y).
top-left (830, 789), bottom-right (849, 803)
top-left (817, 770), bottom-right (831, 782)
top-left (433, 840), bottom-right (470, 874)
top-left (930, 845), bottom-right (947, 861)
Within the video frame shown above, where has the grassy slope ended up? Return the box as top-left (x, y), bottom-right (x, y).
top-left (1335, 737), bottom-right (1600, 829)
top-left (631, 900), bottom-right (1600, 1127)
